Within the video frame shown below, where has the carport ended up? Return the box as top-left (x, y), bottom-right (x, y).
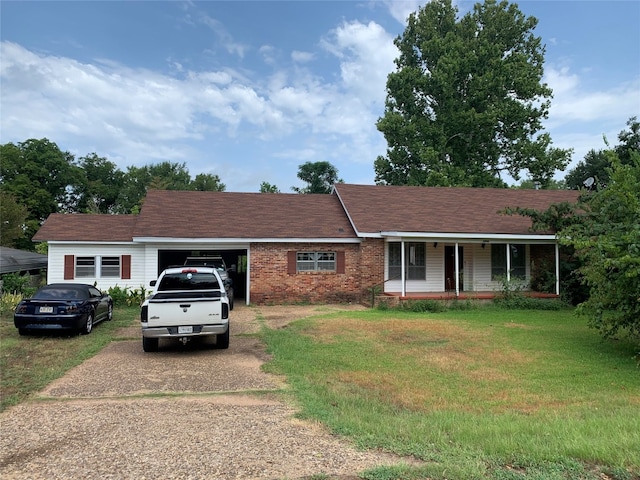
top-left (157, 248), bottom-right (249, 301)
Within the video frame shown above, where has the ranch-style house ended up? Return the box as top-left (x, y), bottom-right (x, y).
top-left (33, 183), bottom-right (579, 305)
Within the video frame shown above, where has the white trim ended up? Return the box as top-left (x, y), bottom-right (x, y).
top-left (382, 232), bottom-right (557, 242)
top-left (332, 187), bottom-right (362, 237)
top-left (131, 237), bottom-right (360, 244)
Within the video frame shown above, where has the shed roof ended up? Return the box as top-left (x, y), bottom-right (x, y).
top-left (0, 247), bottom-right (48, 274)
top-left (333, 183), bottom-right (579, 236)
top-left (132, 190), bottom-right (356, 239)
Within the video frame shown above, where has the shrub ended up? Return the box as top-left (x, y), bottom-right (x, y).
top-left (0, 273), bottom-right (36, 297)
top-left (107, 285), bottom-right (149, 307)
top-left (0, 292), bottom-right (22, 315)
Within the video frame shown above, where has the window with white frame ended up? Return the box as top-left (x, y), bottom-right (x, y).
top-left (101, 256), bottom-right (121, 277)
top-left (388, 242), bottom-right (426, 280)
top-left (296, 252), bottom-right (336, 272)
top-left (75, 257), bottom-right (96, 277)
top-left (491, 244), bottom-right (526, 280)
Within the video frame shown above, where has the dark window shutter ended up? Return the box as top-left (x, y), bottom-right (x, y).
top-left (64, 255), bottom-right (75, 280)
top-left (287, 251), bottom-right (297, 275)
top-left (336, 251), bottom-right (345, 274)
top-left (121, 255), bottom-right (131, 279)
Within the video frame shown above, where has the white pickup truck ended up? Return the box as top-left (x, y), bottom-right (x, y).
top-left (140, 266), bottom-right (230, 352)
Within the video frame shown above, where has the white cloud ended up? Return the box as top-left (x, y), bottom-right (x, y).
top-left (545, 66), bottom-right (640, 125)
top-left (381, 0), bottom-right (424, 24)
top-left (321, 20), bottom-right (397, 105)
top-left (291, 50), bottom-right (314, 63)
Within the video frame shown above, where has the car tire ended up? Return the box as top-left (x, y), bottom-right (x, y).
top-left (216, 327), bottom-right (230, 349)
top-left (82, 313), bottom-right (93, 335)
top-left (107, 303), bottom-right (113, 321)
top-left (18, 328), bottom-right (28, 336)
top-left (142, 337), bottom-right (159, 352)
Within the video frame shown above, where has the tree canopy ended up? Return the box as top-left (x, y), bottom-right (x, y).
top-left (560, 152), bottom-right (640, 340)
top-left (375, 0), bottom-right (570, 188)
top-left (564, 117), bottom-right (640, 190)
top-left (292, 161), bottom-right (342, 194)
top-left (0, 138), bottom-right (228, 247)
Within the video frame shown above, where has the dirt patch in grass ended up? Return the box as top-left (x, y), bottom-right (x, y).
top-left (310, 317), bottom-right (549, 413)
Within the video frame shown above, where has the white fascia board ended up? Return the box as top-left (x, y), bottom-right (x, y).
top-left (380, 232), bottom-right (558, 242)
top-left (47, 241), bottom-right (135, 246)
top-left (132, 237), bottom-right (360, 244)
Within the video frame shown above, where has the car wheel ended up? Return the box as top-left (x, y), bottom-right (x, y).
top-left (82, 313), bottom-right (93, 335)
top-left (216, 327), bottom-right (230, 349)
top-left (142, 337), bottom-right (159, 352)
top-left (107, 303), bottom-right (113, 321)
top-left (18, 328), bottom-right (28, 336)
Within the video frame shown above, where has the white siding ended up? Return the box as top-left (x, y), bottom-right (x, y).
top-left (47, 243), bottom-right (145, 291)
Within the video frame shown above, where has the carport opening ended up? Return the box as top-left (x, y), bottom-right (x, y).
top-left (157, 250), bottom-right (247, 299)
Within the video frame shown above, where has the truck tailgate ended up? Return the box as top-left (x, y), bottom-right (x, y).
top-left (147, 297), bottom-right (225, 328)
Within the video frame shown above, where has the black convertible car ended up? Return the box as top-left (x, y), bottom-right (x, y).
top-left (14, 284), bottom-right (113, 335)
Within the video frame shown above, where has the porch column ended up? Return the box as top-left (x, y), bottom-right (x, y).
top-left (555, 242), bottom-right (560, 296)
top-left (506, 243), bottom-right (511, 282)
top-left (401, 239), bottom-right (406, 297)
top-left (454, 242), bottom-right (460, 297)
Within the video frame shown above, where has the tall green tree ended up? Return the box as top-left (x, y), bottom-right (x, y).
top-left (259, 182), bottom-right (280, 193)
top-left (564, 116), bottom-right (640, 190)
top-left (559, 152), bottom-right (640, 340)
top-left (76, 154), bottom-right (125, 213)
top-left (115, 162), bottom-right (226, 213)
top-left (191, 173), bottom-right (226, 192)
top-left (0, 138), bottom-right (84, 247)
top-left (292, 161), bottom-right (342, 194)
top-left (0, 192), bottom-right (29, 247)
top-left (375, 0), bottom-right (570, 188)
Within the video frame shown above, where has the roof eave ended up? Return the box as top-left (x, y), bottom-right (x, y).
top-left (380, 232), bottom-right (558, 242)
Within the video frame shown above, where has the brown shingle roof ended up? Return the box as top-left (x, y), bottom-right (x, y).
top-left (33, 214), bottom-right (138, 242)
top-left (132, 190), bottom-right (356, 239)
top-left (334, 183), bottom-right (579, 236)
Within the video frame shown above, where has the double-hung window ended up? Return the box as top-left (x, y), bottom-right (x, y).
top-left (296, 252), bottom-right (336, 272)
top-left (75, 257), bottom-right (96, 278)
top-left (491, 244), bottom-right (526, 280)
top-left (101, 256), bottom-right (121, 277)
top-left (388, 242), bottom-right (426, 280)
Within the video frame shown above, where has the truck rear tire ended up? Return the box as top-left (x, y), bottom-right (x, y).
top-left (142, 337), bottom-right (159, 352)
top-left (216, 328), bottom-right (230, 349)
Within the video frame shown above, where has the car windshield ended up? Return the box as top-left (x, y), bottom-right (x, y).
top-left (158, 272), bottom-right (220, 291)
top-left (32, 287), bottom-right (89, 300)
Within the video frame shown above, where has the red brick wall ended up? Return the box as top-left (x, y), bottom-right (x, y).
top-left (249, 240), bottom-right (384, 304)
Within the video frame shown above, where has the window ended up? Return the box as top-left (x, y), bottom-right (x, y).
top-left (296, 252), bottom-right (336, 272)
top-left (491, 244), bottom-right (526, 280)
top-left (75, 257), bottom-right (95, 277)
top-left (101, 257), bottom-right (121, 277)
top-left (388, 242), bottom-right (426, 280)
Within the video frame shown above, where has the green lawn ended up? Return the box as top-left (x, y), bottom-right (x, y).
top-left (261, 307), bottom-right (640, 480)
top-left (0, 305), bottom-right (140, 411)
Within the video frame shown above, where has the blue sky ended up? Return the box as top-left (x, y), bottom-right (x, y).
top-left (1, 0), bottom-right (639, 192)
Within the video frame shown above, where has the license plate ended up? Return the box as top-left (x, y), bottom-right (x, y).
top-left (178, 326), bottom-right (193, 334)
top-left (39, 306), bottom-right (54, 313)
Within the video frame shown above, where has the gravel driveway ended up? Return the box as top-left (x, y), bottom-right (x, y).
top-left (0, 304), bottom-right (417, 479)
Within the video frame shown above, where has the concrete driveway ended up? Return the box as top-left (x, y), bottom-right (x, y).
top-left (0, 304), bottom-right (415, 479)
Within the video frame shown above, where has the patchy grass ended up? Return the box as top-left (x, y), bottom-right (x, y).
top-left (0, 306), bottom-right (139, 411)
top-left (261, 308), bottom-right (640, 480)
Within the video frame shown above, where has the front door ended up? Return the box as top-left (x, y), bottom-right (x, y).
top-left (445, 246), bottom-right (463, 291)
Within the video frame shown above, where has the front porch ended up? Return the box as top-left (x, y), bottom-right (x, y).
top-left (372, 290), bottom-right (560, 308)
top-left (383, 291), bottom-right (560, 301)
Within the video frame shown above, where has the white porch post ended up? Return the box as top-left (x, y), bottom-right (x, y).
top-left (555, 242), bottom-right (560, 296)
top-left (454, 242), bottom-right (460, 297)
top-left (401, 239), bottom-right (406, 297)
top-left (506, 243), bottom-right (511, 282)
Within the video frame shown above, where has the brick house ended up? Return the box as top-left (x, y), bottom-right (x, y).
top-left (33, 184), bottom-right (578, 305)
